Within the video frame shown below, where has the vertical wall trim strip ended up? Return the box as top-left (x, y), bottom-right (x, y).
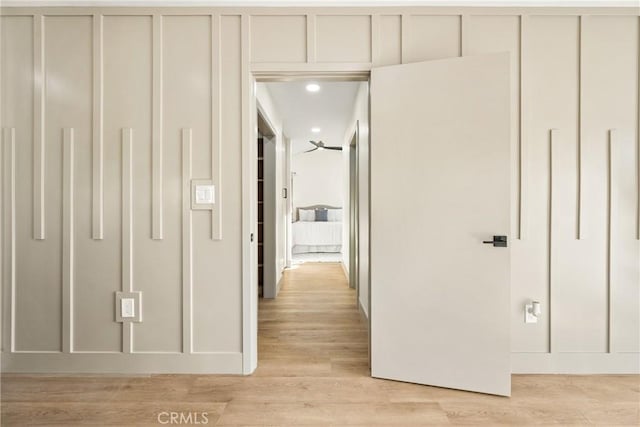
top-left (122, 128), bottom-right (133, 354)
top-left (1, 130), bottom-right (3, 352)
top-left (182, 129), bottom-right (193, 354)
top-left (0, 130), bottom-right (4, 351)
top-left (460, 14), bottom-right (468, 57)
top-left (577, 15), bottom-right (584, 240)
top-left (33, 14), bottom-right (45, 240)
top-left (520, 15), bottom-right (532, 240)
top-left (92, 13), bottom-right (104, 240)
top-left (637, 16), bottom-right (640, 240)
top-left (212, 13), bottom-right (222, 241)
top-left (62, 128), bottom-right (74, 353)
top-left (606, 129), bottom-right (614, 353)
top-left (152, 14), bottom-right (164, 240)
top-left (549, 128), bottom-right (557, 354)
top-left (371, 14), bottom-right (380, 66)
top-left (241, 13), bottom-right (256, 374)
top-left (306, 14), bottom-right (316, 63)
top-left (517, 14), bottom-right (523, 240)
top-left (400, 14), bottom-right (408, 64)
top-left (3, 129), bottom-right (16, 352)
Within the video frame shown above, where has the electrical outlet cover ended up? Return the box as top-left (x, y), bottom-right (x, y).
top-left (524, 304), bottom-right (538, 324)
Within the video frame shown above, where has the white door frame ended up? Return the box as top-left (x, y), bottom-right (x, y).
top-left (241, 69), bottom-right (369, 374)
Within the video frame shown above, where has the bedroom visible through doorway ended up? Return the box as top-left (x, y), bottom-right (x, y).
top-left (255, 80), bottom-right (368, 302)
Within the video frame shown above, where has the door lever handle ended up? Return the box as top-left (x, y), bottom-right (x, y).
top-left (483, 235), bottom-right (507, 247)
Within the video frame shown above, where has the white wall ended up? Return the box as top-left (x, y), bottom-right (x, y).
top-left (343, 83), bottom-right (369, 316)
top-left (342, 130), bottom-right (351, 276)
top-left (292, 148), bottom-right (344, 210)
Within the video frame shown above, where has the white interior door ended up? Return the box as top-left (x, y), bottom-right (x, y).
top-left (370, 53), bottom-right (511, 396)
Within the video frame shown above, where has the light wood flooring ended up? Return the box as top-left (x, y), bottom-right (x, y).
top-left (2, 262), bottom-right (639, 425)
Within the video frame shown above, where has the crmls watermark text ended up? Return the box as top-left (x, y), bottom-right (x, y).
top-left (157, 411), bottom-right (209, 425)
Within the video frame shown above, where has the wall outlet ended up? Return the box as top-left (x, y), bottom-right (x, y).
top-left (524, 301), bottom-right (541, 324)
top-left (115, 291), bottom-right (142, 322)
top-left (525, 306), bottom-right (538, 323)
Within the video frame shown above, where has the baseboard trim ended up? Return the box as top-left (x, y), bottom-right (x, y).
top-left (511, 352), bottom-right (640, 374)
top-left (340, 261), bottom-right (350, 284)
top-left (4, 351), bottom-right (637, 375)
top-left (358, 298), bottom-right (369, 322)
top-left (1, 351), bottom-right (243, 374)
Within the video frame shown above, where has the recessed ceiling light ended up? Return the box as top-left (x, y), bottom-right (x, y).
top-left (311, 127), bottom-right (321, 133)
top-left (306, 83), bottom-right (320, 92)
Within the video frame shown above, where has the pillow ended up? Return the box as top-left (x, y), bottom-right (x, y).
top-left (327, 208), bottom-right (342, 222)
top-left (299, 209), bottom-right (315, 222)
top-left (315, 208), bottom-right (328, 222)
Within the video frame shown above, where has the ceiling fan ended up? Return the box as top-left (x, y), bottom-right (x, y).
top-left (303, 140), bottom-right (342, 153)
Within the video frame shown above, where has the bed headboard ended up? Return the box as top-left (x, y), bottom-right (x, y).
top-left (295, 205), bottom-right (341, 222)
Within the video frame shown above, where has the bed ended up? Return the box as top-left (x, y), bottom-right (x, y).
top-left (292, 205), bottom-right (343, 254)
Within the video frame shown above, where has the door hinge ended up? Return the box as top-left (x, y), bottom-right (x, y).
top-left (250, 233), bottom-right (254, 242)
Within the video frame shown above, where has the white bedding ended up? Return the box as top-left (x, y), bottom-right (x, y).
top-left (292, 221), bottom-right (342, 253)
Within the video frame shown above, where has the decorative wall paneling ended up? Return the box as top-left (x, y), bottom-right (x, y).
top-left (92, 13), bottom-right (104, 240)
top-left (182, 128), bottom-right (193, 354)
top-left (62, 128), bottom-right (74, 354)
top-left (121, 128), bottom-right (133, 354)
top-left (0, 7), bottom-right (638, 374)
top-left (152, 13), bottom-right (163, 241)
top-left (33, 14), bottom-right (45, 241)
top-left (2, 128), bottom-right (16, 352)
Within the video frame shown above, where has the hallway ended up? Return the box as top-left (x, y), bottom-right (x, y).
top-left (1, 263), bottom-right (638, 425)
top-left (257, 262), bottom-right (368, 378)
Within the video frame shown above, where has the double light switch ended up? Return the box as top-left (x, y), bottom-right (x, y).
top-left (191, 180), bottom-right (215, 210)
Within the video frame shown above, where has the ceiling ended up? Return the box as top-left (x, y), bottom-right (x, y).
top-left (261, 81), bottom-right (363, 154)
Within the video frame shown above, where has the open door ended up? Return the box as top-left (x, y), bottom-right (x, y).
top-left (370, 53), bottom-right (511, 396)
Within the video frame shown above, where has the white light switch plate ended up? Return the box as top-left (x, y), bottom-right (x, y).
top-left (191, 180), bottom-right (215, 210)
top-left (115, 291), bottom-right (142, 322)
top-left (195, 184), bottom-right (215, 204)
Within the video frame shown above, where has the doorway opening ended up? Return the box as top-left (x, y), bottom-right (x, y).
top-left (246, 54), bottom-right (512, 396)
top-left (253, 78), bottom-right (370, 371)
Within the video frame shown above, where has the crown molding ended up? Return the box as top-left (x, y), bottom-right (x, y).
top-left (1, 0), bottom-right (637, 8)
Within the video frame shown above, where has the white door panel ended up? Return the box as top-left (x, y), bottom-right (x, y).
top-left (370, 53), bottom-right (511, 396)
